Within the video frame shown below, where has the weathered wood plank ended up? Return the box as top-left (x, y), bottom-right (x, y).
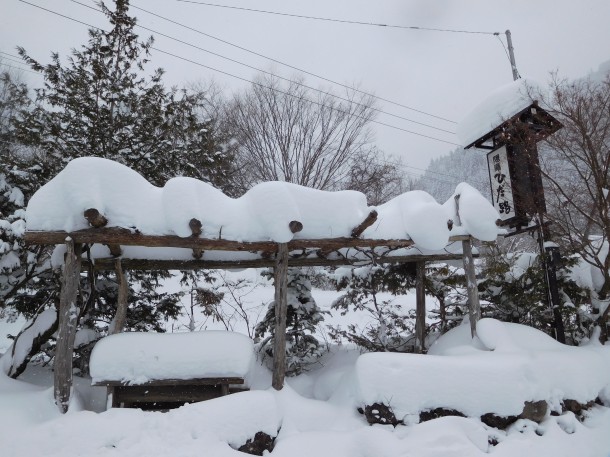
top-left (54, 238), bottom-right (82, 413)
top-left (462, 238), bottom-right (481, 337)
top-left (94, 377), bottom-right (245, 387)
top-left (83, 253), bottom-right (472, 271)
top-left (108, 258), bottom-right (128, 335)
top-left (415, 261), bottom-right (426, 354)
top-left (272, 243), bottom-right (289, 390)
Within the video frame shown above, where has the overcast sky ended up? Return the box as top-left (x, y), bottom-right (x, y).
top-left (2, 0), bottom-right (609, 177)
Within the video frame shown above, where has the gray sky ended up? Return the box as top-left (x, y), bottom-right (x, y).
top-left (2, 0), bottom-right (609, 177)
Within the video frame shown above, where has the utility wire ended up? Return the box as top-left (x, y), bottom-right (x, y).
top-left (127, 1), bottom-right (457, 124)
top-left (176, 1), bottom-right (499, 35)
top-left (0, 62), bottom-right (40, 76)
top-left (0, 51), bottom-right (25, 60)
top-left (18, 0), bottom-right (462, 147)
top-left (72, 0), bottom-right (455, 135)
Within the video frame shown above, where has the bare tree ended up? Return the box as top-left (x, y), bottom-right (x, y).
top-left (225, 74), bottom-right (377, 191)
top-left (537, 73), bottom-right (610, 340)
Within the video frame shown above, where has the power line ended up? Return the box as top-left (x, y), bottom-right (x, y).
top-left (0, 62), bottom-right (40, 76)
top-left (0, 51), bottom-right (25, 60)
top-left (18, 0), bottom-right (461, 147)
top-left (176, 1), bottom-right (499, 36)
top-left (128, 2), bottom-right (457, 124)
top-left (72, 0), bottom-right (455, 135)
top-left (153, 47), bottom-right (461, 146)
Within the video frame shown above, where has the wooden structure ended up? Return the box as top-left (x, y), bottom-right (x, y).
top-left (464, 101), bottom-right (561, 229)
top-left (95, 377), bottom-right (245, 409)
top-left (25, 205), bottom-right (484, 413)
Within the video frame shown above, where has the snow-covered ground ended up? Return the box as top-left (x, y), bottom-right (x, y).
top-left (1, 276), bottom-right (610, 457)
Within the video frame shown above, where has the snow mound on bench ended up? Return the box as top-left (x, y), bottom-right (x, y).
top-left (355, 319), bottom-right (610, 418)
top-left (89, 330), bottom-right (254, 385)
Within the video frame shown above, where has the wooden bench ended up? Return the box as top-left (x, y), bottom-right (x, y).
top-left (95, 376), bottom-right (247, 410)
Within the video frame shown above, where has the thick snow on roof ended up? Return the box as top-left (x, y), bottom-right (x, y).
top-left (27, 157), bottom-right (499, 249)
top-left (458, 78), bottom-right (540, 146)
top-left (89, 330), bottom-right (254, 384)
top-left (356, 319), bottom-right (610, 418)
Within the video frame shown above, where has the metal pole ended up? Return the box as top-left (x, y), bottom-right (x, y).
top-left (505, 29), bottom-right (520, 81)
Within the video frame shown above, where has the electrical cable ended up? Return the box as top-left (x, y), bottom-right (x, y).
top-left (71, 0), bottom-right (456, 135)
top-left (126, 1), bottom-right (458, 124)
top-left (176, 0), bottom-right (499, 35)
top-left (17, 0), bottom-right (462, 147)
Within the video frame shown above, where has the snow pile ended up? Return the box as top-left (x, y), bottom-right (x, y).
top-left (89, 330), bottom-right (254, 385)
top-left (364, 190), bottom-right (450, 250)
top-left (458, 78), bottom-right (540, 146)
top-left (355, 319), bottom-right (610, 418)
top-left (26, 157), bottom-right (499, 247)
top-left (443, 182), bottom-right (499, 241)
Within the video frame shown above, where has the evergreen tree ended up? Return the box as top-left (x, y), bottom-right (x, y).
top-left (255, 269), bottom-right (328, 376)
top-left (2, 0), bottom-right (234, 376)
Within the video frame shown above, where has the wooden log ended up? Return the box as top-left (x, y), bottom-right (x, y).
top-left (189, 218), bottom-right (203, 237)
top-left (109, 258), bottom-right (128, 335)
top-left (84, 252), bottom-right (473, 272)
top-left (289, 220), bottom-right (303, 234)
top-left (189, 218), bottom-right (204, 259)
top-left (351, 210), bottom-right (378, 238)
top-left (462, 238), bottom-right (481, 338)
top-left (26, 228), bottom-right (470, 251)
top-left (54, 238), bottom-right (82, 413)
top-left (106, 244), bottom-right (122, 257)
top-left (84, 208), bottom-right (108, 228)
top-left (415, 261), bottom-right (426, 353)
top-left (272, 243), bottom-right (289, 390)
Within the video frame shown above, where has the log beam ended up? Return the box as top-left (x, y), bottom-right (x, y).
top-left (84, 208), bottom-right (108, 228)
top-left (272, 243), bottom-right (289, 390)
top-left (415, 261), bottom-right (426, 353)
top-left (109, 258), bottom-right (128, 334)
top-left (54, 238), bottom-right (82, 413)
top-left (462, 237), bottom-right (481, 337)
top-left (351, 210), bottom-right (378, 238)
top-left (83, 253), bottom-right (472, 271)
top-left (289, 220), bottom-right (303, 234)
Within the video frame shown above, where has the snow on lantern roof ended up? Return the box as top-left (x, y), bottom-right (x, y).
top-left (458, 78), bottom-right (542, 148)
top-left (25, 157), bottom-right (500, 253)
top-left (89, 330), bottom-right (255, 385)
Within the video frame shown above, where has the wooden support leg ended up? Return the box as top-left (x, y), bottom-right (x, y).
top-left (462, 237), bottom-right (481, 338)
top-left (415, 261), bottom-right (426, 353)
top-left (54, 238), bottom-right (82, 413)
top-left (109, 258), bottom-right (128, 335)
top-left (272, 243), bottom-right (289, 390)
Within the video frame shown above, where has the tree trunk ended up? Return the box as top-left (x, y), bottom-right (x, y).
top-left (54, 238), bottom-right (82, 413)
top-left (272, 243), bottom-right (289, 390)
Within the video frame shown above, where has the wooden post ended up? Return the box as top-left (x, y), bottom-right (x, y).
top-left (54, 238), bottom-right (82, 413)
top-left (462, 237), bottom-right (481, 338)
top-left (109, 258), bottom-right (128, 335)
top-left (272, 243), bottom-right (289, 390)
top-left (415, 261), bottom-right (426, 353)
